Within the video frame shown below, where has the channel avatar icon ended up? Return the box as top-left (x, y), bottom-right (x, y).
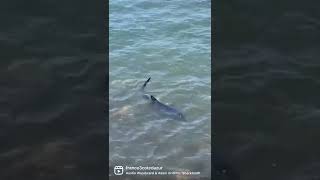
top-left (114, 166), bottom-right (124, 175)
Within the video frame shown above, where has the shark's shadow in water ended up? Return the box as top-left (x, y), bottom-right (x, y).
top-left (140, 77), bottom-right (186, 121)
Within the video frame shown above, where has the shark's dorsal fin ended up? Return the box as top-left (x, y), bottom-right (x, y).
top-left (150, 95), bottom-right (158, 102)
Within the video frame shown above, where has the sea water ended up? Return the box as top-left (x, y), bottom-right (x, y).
top-left (109, 0), bottom-right (211, 178)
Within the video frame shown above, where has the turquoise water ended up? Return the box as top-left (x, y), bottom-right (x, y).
top-left (109, 0), bottom-right (211, 178)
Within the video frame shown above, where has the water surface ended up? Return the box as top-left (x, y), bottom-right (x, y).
top-left (109, 0), bottom-right (211, 178)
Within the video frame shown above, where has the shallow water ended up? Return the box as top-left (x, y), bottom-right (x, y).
top-left (109, 0), bottom-right (211, 178)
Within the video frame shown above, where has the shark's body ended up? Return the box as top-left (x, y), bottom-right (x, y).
top-left (150, 95), bottom-right (185, 121)
top-left (140, 77), bottom-right (186, 121)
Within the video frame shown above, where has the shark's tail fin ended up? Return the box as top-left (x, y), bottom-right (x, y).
top-left (141, 77), bottom-right (151, 91)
